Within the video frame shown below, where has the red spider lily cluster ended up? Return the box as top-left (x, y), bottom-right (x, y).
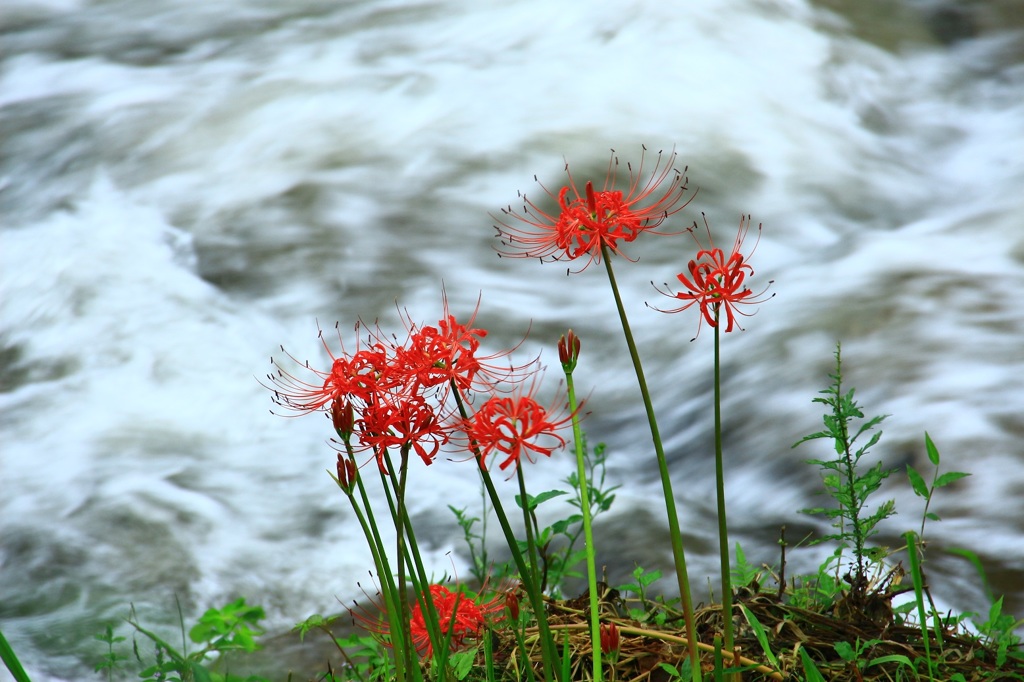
top-left (349, 582), bottom-right (507, 658)
top-left (651, 214), bottom-right (774, 335)
top-left (408, 585), bottom-right (506, 657)
top-left (264, 295), bottom-right (576, 474)
top-left (494, 147), bottom-right (695, 272)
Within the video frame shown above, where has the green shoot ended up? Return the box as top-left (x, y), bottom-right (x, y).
top-left (795, 343), bottom-right (895, 598)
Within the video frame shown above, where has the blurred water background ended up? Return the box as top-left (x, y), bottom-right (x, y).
top-left (2, 0), bottom-right (1023, 679)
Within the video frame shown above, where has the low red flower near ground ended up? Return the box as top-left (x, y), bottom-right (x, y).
top-left (408, 584), bottom-right (505, 658)
top-left (462, 379), bottom-right (576, 473)
top-left (494, 147), bottom-right (694, 272)
top-left (651, 214), bottom-right (773, 335)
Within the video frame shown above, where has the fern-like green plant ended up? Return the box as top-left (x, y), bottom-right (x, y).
top-left (794, 343), bottom-right (895, 598)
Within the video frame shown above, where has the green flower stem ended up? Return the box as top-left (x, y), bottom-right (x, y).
top-left (451, 384), bottom-right (562, 682)
top-left (564, 367), bottom-right (602, 682)
top-left (601, 245), bottom-right (700, 681)
top-left (515, 465), bottom-right (543, 593)
top-left (482, 465), bottom-right (561, 682)
top-left (379, 450), bottom-right (446, 677)
top-left (713, 318), bottom-right (735, 668)
top-left (344, 449), bottom-right (410, 682)
top-left (393, 448), bottom-right (415, 678)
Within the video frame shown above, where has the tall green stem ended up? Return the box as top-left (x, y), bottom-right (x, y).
top-left (564, 367), bottom-right (602, 682)
top-left (380, 450), bottom-right (447, 678)
top-left (341, 450), bottom-right (408, 682)
top-left (451, 385), bottom-right (562, 682)
top-left (713, 319), bottom-right (735, 667)
top-left (600, 246), bottom-right (700, 681)
top-left (393, 448), bottom-right (415, 678)
top-left (515, 465), bottom-right (543, 593)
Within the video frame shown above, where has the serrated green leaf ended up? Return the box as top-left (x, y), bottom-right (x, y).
top-left (924, 432), bottom-right (940, 466)
top-left (792, 431), bottom-right (832, 448)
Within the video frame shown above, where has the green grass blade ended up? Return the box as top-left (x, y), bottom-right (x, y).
top-left (798, 647), bottom-right (827, 682)
top-left (739, 604), bottom-right (780, 669)
top-left (904, 531), bottom-right (936, 682)
top-left (0, 629), bottom-right (32, 682)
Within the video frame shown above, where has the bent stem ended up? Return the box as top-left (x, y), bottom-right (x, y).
top-left (601, 245), bottom-right (700, 681)
top-left (563, 363), bottom-right (601, 682)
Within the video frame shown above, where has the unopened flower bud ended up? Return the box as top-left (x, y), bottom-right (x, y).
top-left (558, 330), bottom-right (581, 372)
top-left (505, 590), bottom-right (520, 621)
top-left (600, 622), bottom-right (620, 657)
top-left (331, 397), bottom-right (354, 442)
top-left (585, 181), bottom-right (597, 216)
top-left (336, 454), bottom-right (357, 493)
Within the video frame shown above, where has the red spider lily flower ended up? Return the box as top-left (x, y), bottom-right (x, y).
top-left (263, 322), bottom-right (394, 416)
top-left (355, 393), bottom-right (449, 472)
top-left (494, 147), bottom-right (694, 273)
top-left (389, 291), bottom-right (538, 400)
top-left (396, 316), bottom-right (487, 395)
top-left (409, 584), bottom-right (505, 658)
top-left (462, 379), bottom-right (577, 473)
top-left (651, 214), bottom-right (773, 336)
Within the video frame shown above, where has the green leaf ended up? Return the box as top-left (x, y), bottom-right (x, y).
top-left (833, 641), bottom-right (856, 661)
top-left (516, 489), bottom-right (567, 511)
top-left (449, 649), bottom-right (476, 680)
top-left (798, 647), bottom-right (827, 682)
top-left (792, 431), bottom-right (832, 447)
top-left (740, 604), bottom-right (779, 668)
top-left (293, 613), bottom-right (334, 641)
top-left (188, 660), bottom-right (215, 682)
top-left (658, 662), bottom-right (681, 678)
top-left (865, 653), bottom-right (914, 669)
top-left (551, 514), bottom-right (583, 534)
top-left (934, 471), bottom-right (970, 488)
top-left (906, 465), bottom-right (929, 498)
top-left (924, 432), bottom-right (940, 466)
top-left (532, 489), bottom-right (567, 507)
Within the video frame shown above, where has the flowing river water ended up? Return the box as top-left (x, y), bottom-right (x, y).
top-left (2, 0), bottom-right (1023, 678)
